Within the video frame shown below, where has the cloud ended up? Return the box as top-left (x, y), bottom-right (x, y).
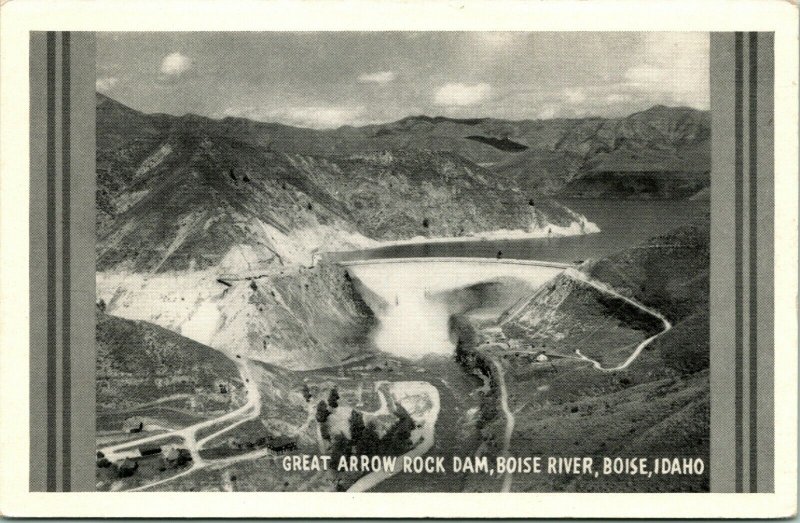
top-left (621, 33), bottom-right (709, 108)
top-left (562, 87), bottom-right (587, 105)
top-left (160, 52), bottom-right (192, 76)
top-left (357, 71), bottom-right (396, 85)
top-left (433, 82), bottom-right (492, 107)
top-left (95, 77), bottom-right (118, 92)
top-left (537, 105), bottom-right (558, 120)
top-left (222, 105), bottom-right (367, 129)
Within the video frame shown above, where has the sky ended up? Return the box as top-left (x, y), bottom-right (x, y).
top-left (96, 32), bottom-right (709, 129)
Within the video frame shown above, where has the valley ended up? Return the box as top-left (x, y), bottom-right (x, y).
top-left (96, 220), bottom-right (709, 492)
top-left (95, 93), bottom-right (710, 493)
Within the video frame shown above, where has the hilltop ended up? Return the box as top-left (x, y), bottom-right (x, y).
top-left (97, 94), bottom-right (709, 272)
top-left (96, 94), bottom-right (597, 273)
top-left (459, 220), bottom-right (710, 492)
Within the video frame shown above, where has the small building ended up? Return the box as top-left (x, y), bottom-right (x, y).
top-left (535, 353), bottom-right (549, 363)
top-left (122, 417), bottom-right (144, 433)
top-left (117, 458), bottom-right (138, 478)
top-left (162, 446), bottom-right (192, 466)
top-left (267, 436), bottom-right (297, 453)
top-left (139, 444), bottom-right (162, 457)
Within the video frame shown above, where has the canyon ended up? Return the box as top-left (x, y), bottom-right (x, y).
top-left (95, 93), bottom-right (711, 492)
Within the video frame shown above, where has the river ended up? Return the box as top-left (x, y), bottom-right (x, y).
top-left (334, 198), bottom-right (708, 491)
top-left (332, 199), bottom-right (709, 264)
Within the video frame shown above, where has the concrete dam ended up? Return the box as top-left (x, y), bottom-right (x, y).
top-left (342, 258), bottom-right (572, 358)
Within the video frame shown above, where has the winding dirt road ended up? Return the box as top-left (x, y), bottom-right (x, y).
top-left (99, 357), bottom-right (262, 491)
top-left (565, 268), bottom-right (672, 371)
top-left (487, 268), bottom-right (672, 493)
top-left (489, 358), bottom-right (516, 493)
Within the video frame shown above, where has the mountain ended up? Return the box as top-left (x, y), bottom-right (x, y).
top-left (459, 220), bottom-right (710, 492)
top-left (96, 94), bottom-right (592, 273)
top-left (96, 310), bottom-right (246, 431)
top-left (386, 106), bottom-right (711, 199)
top-left (95, 93), bottom-right (707, 369)
top-left (96, 261), bottom-right (378, 370)
top-left (97, 94), bottom-right (709, 270)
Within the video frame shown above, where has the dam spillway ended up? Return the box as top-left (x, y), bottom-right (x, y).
top-left (342, 258), bottom-right (572, 358)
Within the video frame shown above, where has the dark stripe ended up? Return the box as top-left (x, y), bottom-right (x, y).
top-left (748, 31), bottom-right (759, 493)
top-left (61, 31), bottom-right (72, 492)
top-left (733, 31), bottom-right (744, 494)
top-left (45, 31), bottom-right (57, 493)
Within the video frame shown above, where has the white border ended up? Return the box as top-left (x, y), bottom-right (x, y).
top-left (1, 0), bottom-right (797, 518)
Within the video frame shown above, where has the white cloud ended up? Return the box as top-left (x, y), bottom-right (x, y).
top-left (603, 93), bottom-right (632, 105)
top-left (536, 105), bottom-right (558, 120)
top-left (622, 33), bottom-right (709, 108)
top-left (223, 105), bottom-right (367, 129)
top-left (95, 77), bottom-right (118, 92)
top-left (433, 82), bottom-right (492, 107)
top-left (562, 87), bottom-right (587, 105)
top-left (160, 52), bottom-right (192, 76)
top-left (357, 71), bottom-right (396, 85)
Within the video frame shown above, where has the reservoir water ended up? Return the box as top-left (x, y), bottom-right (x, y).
top-left (333, 199), bottom-right (709, 264)
top-left (339, 198), bottom-right (708, 359)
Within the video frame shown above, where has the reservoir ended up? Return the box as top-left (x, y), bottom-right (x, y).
top-left (339, 198), bottom-right (708, 360)
top-left (333, 199), bottom-right (709, 264)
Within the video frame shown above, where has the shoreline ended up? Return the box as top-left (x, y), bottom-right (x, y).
top-left (325, 216), bottom-right (601, 256)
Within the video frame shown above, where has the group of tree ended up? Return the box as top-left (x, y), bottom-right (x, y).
top-left (317, 384), bottom-right (417, 465)
top-left (328, 405), bottom-right (415, 465)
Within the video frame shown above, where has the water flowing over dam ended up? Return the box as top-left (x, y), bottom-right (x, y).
top-left (343, 258), bottom-right (571, 358)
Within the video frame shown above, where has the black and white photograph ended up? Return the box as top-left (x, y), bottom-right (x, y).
top-left (0, 0), bottom-right (796, 517)
top-left (93, 31), bottom-right (712, 493)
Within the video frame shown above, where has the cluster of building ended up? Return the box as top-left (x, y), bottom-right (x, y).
top-left (96, 444), bottom-right (193, 478)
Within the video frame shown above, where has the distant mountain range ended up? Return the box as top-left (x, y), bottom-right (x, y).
top-left (96, 93), bottom-right (709, 273)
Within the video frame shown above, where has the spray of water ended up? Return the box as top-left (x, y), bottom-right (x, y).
top-left (348, 260), bottom-right (564, 359)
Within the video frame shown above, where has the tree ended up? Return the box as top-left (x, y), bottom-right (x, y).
top-left (302, 384), bottom-right (312, 402)
top-left (328, 387), bottom-right (340, 409)
top-left (349, 409), bottom-right (365, 443)
top-left (315, 400), bottom-right (330, 423)
top-left (329, 433), bottom-right (351, 464)
top-left (116, 458), bottom-right (138, 478)
top-left (382, 404), bottom-right (415, 454)
top-left (359, 421), bottom-right (381, 455)
top-left (96, 299), bottom-right (106, 313)
top-left (422, 218), bottom-right (430, 228)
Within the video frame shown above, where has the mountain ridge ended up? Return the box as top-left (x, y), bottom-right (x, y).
top-left (96, 93), bottom-right (600, 273)
top-left (98, 92), bottom-right (709, 203)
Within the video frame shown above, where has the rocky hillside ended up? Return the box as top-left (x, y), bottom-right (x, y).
top-left (384, 106), bottom-right (711, 198)
top-left (96, 310), bottom-right (246, 430)
top-left (463, 220), bottom-right (710, 492)
top-left (95, 93), bottom-right (707, 371)
top-left (96, 94), bottom-right (591, 273)
top-left (211, 104), bottom-right (709, 199)
top-left (376, 106), bottom-right (710, 199)
top-left (97, 262), bottom-right (377, 370)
